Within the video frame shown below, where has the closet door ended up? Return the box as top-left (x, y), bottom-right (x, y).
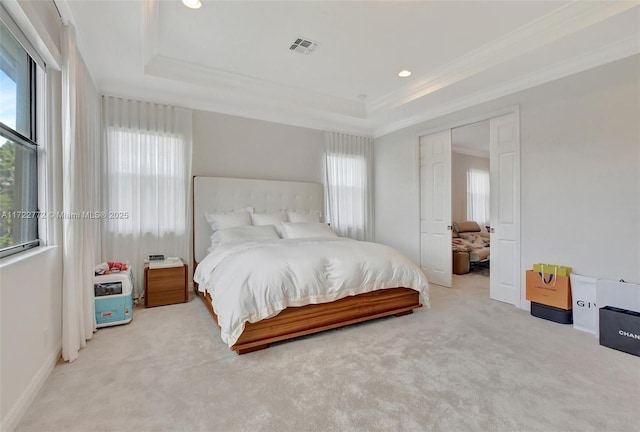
top-left (419, 130), bottom-right (452, 288)
top-left (489, 113), bottom-right (521, 305)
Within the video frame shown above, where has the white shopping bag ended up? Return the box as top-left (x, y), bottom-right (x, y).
top-left (570, 274), bottom-right (598, 336)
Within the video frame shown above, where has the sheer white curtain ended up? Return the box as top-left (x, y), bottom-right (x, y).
top-left (324, 131), bottom-right (373, 241)
top-left (61, 24), bottom-right (101, 362)
top-left (466, 166), bottom-right (490, 229)
top-left (102, 96), bottom-right (192, 292)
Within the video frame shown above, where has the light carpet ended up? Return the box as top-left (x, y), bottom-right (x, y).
top-left (16, 273), bottom-right (640, 432)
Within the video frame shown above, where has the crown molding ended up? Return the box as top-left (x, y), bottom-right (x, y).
top-left (99, 78), bottom-right (373, 136)
top-left (366, 1), bottom-right (638, 115)
top-left (145, 54), bottom-right (366, 119)
top-left (372, 36), bottom-right (640, 138)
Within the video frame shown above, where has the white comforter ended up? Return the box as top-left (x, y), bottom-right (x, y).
top-left (193, 237), bottom-right (429, 347)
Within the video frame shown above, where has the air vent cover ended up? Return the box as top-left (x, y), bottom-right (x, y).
top-left (289, 37), bottom-right (319, 55)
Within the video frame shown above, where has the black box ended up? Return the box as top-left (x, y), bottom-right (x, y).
top-left (599, 306), bottom-right (640, 357)
top-left (531, 302), bottom-right (573, 324)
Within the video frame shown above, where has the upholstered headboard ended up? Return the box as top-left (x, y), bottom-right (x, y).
top-left (192, 176), bottom-right (324, 263)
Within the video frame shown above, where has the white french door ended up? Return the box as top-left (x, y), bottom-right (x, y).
top-left (419, 130), bottom-right (452, 288)
top-left (489, 113), bottom-right (521, 305)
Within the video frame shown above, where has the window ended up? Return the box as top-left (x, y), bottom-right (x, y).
top-left (104, 127), bottom-right (188, 235)
top-left (0, 19), bottom-right (40, 258)
top-left (466, 168), bottom-right (490, 228)
top-left (325, 153), bottom-right (368, 232)
top-left (324, 131), bottom-right (374, 241)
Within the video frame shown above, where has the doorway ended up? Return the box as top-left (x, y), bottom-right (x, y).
top-left (418, 108), bottom-right (521, 307)
top-left (451, 121), bottom-right (491, 287)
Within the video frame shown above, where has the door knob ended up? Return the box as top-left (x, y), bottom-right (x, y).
top-left (490, 228), bottom-right (495, 233)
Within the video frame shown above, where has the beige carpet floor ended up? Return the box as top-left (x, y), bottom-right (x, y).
top-left (16, 273), bottom-right (640, 432)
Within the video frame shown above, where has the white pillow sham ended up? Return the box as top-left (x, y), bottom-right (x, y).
top-left (205, 207), bottom-right (253, 232)
top-left (251, 211), bottom-right (287, 237)
top-left (287, 210), bottom-right (321, 223)
top-left (280, 222), bottom-right (337, 239)
top-left (210, 225), bottom-right (280, 248)
top-left (251, 211), bottom-right (287, 226)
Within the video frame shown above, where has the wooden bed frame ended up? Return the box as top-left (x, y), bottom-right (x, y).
top-left (195, 283), bottom-right (421, 354)
top-left (192, 176), bottom-right (423, 354)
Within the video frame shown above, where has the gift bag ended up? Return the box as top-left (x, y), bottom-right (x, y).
top-left (533, 263), bottom-right (572, 277)
top-left (526, 263), bottom-right (572, 310)
top-left (570, 273), bottom-right (598, 336)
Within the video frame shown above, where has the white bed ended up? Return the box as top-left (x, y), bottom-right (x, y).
top-left (192, 176), bottom-right (429, 354)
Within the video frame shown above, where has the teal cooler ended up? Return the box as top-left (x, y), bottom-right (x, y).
top-left (94, 268), bottom-right (134, 327)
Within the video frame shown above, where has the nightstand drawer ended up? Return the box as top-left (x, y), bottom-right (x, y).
top-left (147, 271), bottom-right (185, 292)
top-left (147, 290), bottom-right (186, 307)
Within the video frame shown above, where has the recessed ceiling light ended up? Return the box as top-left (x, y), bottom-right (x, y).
top-left (398, 70), bottom-right (412, 78)
top-left (182, 0), bottom-right (202, 9)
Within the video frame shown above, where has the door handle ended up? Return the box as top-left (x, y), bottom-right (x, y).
top-left (447, 225), bottom-right (452, 231)
top-left (490, 228), bottom-right (495, 233)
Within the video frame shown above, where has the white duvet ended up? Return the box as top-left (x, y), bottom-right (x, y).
top-left (193, 237), bottom-right (429, 347)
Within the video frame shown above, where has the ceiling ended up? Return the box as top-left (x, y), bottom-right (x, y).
top-left (59, 1), bottom-right (640, 137)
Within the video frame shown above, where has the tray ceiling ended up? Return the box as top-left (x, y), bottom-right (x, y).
top-left (61, 0), bottom-right (640, 137)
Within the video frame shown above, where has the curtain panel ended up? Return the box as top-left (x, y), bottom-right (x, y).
top-left (466, 167), bottom-right (490, 229)
top-left (101, 97), bottom-right (192, 293)
top-left (61, 24), bottom-right (101, 362)
top-left (451, 151), bottom-right (490, 229)
top-left (324, 131), bottom-right (374, 241)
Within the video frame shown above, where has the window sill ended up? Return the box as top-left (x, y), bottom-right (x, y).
top-left (0, 245), bottom-right (58, 270)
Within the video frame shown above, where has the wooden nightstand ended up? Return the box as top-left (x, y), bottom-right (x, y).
top-left (144, 259), bottom-right (188, 307)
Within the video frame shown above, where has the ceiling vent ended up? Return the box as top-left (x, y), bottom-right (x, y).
top-left (289, 37), bottom-right (319, 55)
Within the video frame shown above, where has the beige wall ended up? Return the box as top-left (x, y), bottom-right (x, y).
top-left (375, 55), bottom-right (640, 288)
top-left (192, 110), bottom-right (325, 184)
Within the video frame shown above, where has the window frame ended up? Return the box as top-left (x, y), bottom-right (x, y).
top-left (0, 17), bottom-right (41, 259)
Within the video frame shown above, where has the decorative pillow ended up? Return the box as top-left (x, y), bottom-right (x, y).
top-left (280, 222), bottom-right (337, 239)
top-left (455, 221), bottom-right (481, 233)
top-left (211, 224), bottom-right (280, 246)
top-left (205, 208), bottom-right (253, 232)
top-left (287, 211), bottom-right (321, 223)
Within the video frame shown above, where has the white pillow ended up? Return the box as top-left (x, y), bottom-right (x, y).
top-left (281, 222), bottom-right (337, 239)
top-left (211, 225), bottom-right (280, 247)
top-left (287, 210), bottom-right (321, 223)
top-left (251, 211), bottom-right (287, 237)
top-left (205, 208), bottom-right (253, 232)
top-left (251, 211), bottom-right (287, 226)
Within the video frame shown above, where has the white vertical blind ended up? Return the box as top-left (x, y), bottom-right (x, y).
top-left (324, 131), bottom-right (373, 241)
top-left (61, 24), bottom-right (101, 362)
top-left (101, 96), bottom-right (192, 293)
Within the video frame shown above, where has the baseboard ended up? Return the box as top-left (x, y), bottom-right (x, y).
top-left (1, 344), bottom-right (61, 432)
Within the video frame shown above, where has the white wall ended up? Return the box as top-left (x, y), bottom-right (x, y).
top-left (192, 110), bottom-right (325, 184)
top-left (0, 248), bottom-right (62, 429)
top-left (0, 3), bottom-right (64, 431)
top-left (375, 55), bottom-right (640, 291)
